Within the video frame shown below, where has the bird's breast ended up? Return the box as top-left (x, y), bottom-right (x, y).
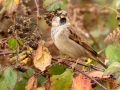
top-left (51, 26), bottom-right (86, 58)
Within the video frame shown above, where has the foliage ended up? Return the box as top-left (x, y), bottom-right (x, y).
top-left (50, 69), bottom-right (73, 90)
top-left (0, 67), bottom-right (17, 90)
top-left (0, 0), bottom-right (120, 90)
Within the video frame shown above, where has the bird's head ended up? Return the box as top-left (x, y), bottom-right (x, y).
top-left (52, 10), bottom-right (70, 27)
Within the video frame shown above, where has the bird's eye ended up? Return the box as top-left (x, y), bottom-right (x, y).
top-left (56, 13), bottom-right (61, 16)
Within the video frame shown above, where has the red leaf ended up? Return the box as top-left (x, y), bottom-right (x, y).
top-left (72, 75), bottom-right (92, 90)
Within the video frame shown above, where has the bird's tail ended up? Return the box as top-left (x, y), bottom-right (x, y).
top-left (90, 55), bottom-right (108, 69)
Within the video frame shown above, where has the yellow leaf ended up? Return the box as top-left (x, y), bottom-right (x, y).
top-left (21, 58), bottom-right (31, 64)
top-left (33, 40), bottom-right (51, 71)
top-left (36, 87), bottom-right (45, 90)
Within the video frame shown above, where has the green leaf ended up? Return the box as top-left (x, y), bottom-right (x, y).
top-left (94, 82), bottom-right (107, 90)
top-left (18, 38), bottom-right (24, 46)
top-left (15, 68), bottom-right (34, 90)
top-left (48, 64), bottom-right (66, 75)
top-left (104, 62), bottom-right (120, 75)
top-left (0, 0), bottom-right (11, 14)
top-left (37, 75), bottom-right (46, 86)
top-left (15, 78), bottom-right (27, 90)
top-left (7, 37), bottom-right (18, 50)
top-left (50, 69), bottom-right (74, 90)
top-left (114, 72), bottom-right (120, 78)
top-left (105, 44), bottom-right (120, 62)
top-left (111, 0), bottom-right (120, 8)
top-left (19, 67), bottom-right (35, 79)
top-left (106, 60), bottom-right (115, 66)
top-left (105, 12), bottom-right (118, 29)
top-left (116, 75), bottom-right (120, 84)
top-left (0, 67), bottom-right (17, 90)
top-left (43, 0), bottom-right (55, 7)
top-left (43, 0), bottom-right (66, 11)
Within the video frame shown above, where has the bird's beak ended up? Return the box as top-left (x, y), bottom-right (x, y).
top-left (60, 14), bottom-right (66, 18)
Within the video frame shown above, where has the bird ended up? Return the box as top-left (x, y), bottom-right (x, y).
top-left (51, 10), bottom-right (107, 68)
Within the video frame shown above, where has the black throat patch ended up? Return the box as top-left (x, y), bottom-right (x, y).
top-left (60, 18), bottom-right (66, 25)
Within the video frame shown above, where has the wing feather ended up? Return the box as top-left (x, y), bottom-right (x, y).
top-left (67, 26), bottom-right (98, 57)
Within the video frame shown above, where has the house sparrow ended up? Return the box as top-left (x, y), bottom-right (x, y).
top-left (51, 10), bottom-right (107, 68)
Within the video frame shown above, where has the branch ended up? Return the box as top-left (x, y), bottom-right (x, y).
top-left (52, 57), bottom-right (104, 71)
top-left (51, 57), bottom-right (108, 90)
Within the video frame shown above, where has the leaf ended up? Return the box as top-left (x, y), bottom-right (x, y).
top-left (43, 0), bottom-right (55, 7)
top-left (50, 69), bottom-right (73, 90)
top-left (0, 0), bottom-right (11, 14)
top-left (18, 68), bottom-right (35, 79)
top-left (104, 62), bottom-right (120, 75)
top-left (105, 44), bottom-right (120, 62)
top-left (7, 37), bottom-right (18, 50)
top-left (94, 82), bottom-right (107, 90)
top-left (33, 40), bottom-right (51, 71)
top-left (111, 0), bottom-right (120, 8)
top-left (116, 75), bottom-right (120, 84)
top-left (25, 75), bottom-right (37, 90)
top-left (37, 75), bottom-right (46, 86)
top-left (33, 40), bottom-right (43, 61)
top-left (0, 67), bottom-right (17, 90)
top-left (21, 57), bottom-right (31, 64)
top-left (10, 51), bottom-right (26, 62)
top-left (17, 38), bottom-right (24, 46)
top-left (106, 12), bottom-right (118, 29)
top-left (36, 87), bottom-right (45, 90)
top-left (0, 0), bottom-right (19, 14)
top-left (89, 71), bottom-right (110, 79)
top-left (0, 0), bottom-right (2, 3)
top-left (72, 75), bottom-right (92, 90)
top-left (15, 78), bottom-right (28, 90)
top-left (10, 48), bottom-right (32, 63)
top-left (15, 68), bottom-right (34, 90)
top-left (48, 64), bottom-right (66, 75)
top-left (43, 0), bottom-right (66, 11)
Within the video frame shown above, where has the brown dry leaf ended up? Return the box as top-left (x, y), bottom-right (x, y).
top-left (34, 40), bottom-right (43, 61)
top-left (88, 71), bottom-right (110, 79)
top-left (72, 75), bottom-right (92, 90)
top-left (33, 40), bottom-right (51, 71)
top-left (0, 0), bottom-right (2, 3)
top-left (25, 75), bottom-right (37, 90)
top-left (36, 87), bottom-right (45, 90)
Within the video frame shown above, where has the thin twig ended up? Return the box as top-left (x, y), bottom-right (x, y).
top-left (0, 51), bottom-right (16, 56)
top-left (34, 0), bottom-right (40, 25)
top-left (0, 66), bottom-right (9, 73)
top-left (52, 57), bottom-right (104, 71)
top-left (68, 59), bottom-right (104, 71)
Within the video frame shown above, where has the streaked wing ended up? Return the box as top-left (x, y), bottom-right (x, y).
top-left (67, 26), bottom-right (98, 57)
